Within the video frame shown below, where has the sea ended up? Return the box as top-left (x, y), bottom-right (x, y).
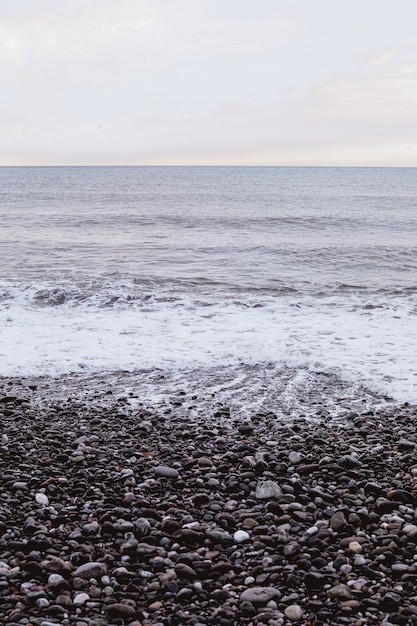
top-left (1, 166), bottom-right (416, 416)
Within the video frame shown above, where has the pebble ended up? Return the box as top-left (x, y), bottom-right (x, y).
top-left (327, 584), bottom-right (353, 599)
top-left (2, 378), bottom-right (417, 626)
top-left (73, 592), bottom-right (90, 605)
top-left (107, 603), bottom-right (137, 618)
top-left (35, 492), bottom-right (49, 506)
top-left (154, 465), bottom-right (179, 479)
top-left (284, 604), bottom-right (303, 621)
top-left (234, 530), bottom-right (250, 543)
top-left (72, 562), bottom-right (107, 579)
top-left (348, 541), bottom-right (363, 553)
top-left (255, 480), bottom-right (282, 499)
top-left (288, 451), bottom-right (301, 464)
top-left (240, 587), bottom-right (281, 604)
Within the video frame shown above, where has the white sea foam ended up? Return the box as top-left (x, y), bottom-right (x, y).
top-left (1, 293), bottom-right (416, 404)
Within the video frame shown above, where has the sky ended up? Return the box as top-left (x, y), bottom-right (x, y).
top-left (1, 0), bottom-right (417, 166)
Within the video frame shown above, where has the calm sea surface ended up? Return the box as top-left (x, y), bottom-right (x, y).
top-left (1, 166), bottom-right (416, 404)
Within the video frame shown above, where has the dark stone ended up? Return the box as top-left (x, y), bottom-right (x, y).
top-left (107, 603), bottom-right (137, 618)
top-left (379, 592), bottom-right (402, 611)
top-left (304, 572), bottom-right (325, 589)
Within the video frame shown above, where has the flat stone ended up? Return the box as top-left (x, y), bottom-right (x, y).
top-left (207, 529), bottom-right (234, 545)
top-left (11, 481), bottom-right (29, 490)
top-left (154, 465), bottom-right (179, 479)
top-left (240, 586), bottom-right (281, 605)
top-left (107, 603), bottom-right (137, 618)
top-left (72, 562), bottom-right (107, 579)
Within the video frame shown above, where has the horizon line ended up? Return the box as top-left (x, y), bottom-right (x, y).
top-left (1, 163), bottom-right (416, 169)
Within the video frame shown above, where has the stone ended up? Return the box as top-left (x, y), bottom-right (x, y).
top-left (327, 584), bottom-right (353, 600)
top-left (348, 541), bottom-right (362, 553)
top-left (72, 562), bottom-right (107, 579)
top-left (107, 603), bottom-right (137, 618)
top-left (12, 481), bottom-right (29, 491)
top-left (379, 591), bottom-right (402, 611)
top-left (73, 592), bottom-right (90, 605)
top-left (197, 457), bottom-right (213, 468)
top-left (330, 510), bottom-right (348, 532)
top-left (285, 605), bottom-right (303, 621)
top-left (207, 529), bottom-right (234, 545)
top-left (154, 465), bottom-right (179, 479)
top-left (234, 530), bottom-right (250, 543)
top-left (35, 492), bottom-right (49, 506)
top-left (47, 574), bottom-right (66, 588)
top-left (240, 587), bottom-right (281, 605)
top-left (174, 563), bottom-right (198, 580)
top-left (288, 451), bottom-right (301, 464)
top-left (255, 480), bottom-right (282, 499)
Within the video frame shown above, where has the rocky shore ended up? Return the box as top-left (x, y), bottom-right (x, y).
top-left (1, 373), bottom-right (417, 625)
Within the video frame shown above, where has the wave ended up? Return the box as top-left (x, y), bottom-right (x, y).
top-left (1, 273), bottom-right (417, 312)
top-left (1, 278), bottom-right (417, 404)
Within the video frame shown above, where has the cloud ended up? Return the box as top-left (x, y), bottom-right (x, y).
top-left (311, 49), bottom-right (417, 128)
top-left (1, 1), bottom-right (417, 165)
top-left (367, 46), bottom-right (399, 66)
top-left (0, 0), bottom-right (163, 88)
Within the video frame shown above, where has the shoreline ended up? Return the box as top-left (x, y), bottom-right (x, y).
top-left (1, 371), bottom-right (417, 625)
top-left (0, 363), bottom-right (405, 421)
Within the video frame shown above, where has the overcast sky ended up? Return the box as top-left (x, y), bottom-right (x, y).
top-left (1, 0), bottom-right (417, 166)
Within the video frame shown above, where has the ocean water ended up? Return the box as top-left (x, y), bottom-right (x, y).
top-left (1, 166), bottom-right (416, 408)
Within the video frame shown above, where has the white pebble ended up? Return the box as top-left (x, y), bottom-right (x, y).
top-left (73, 592), bottom-right (90, 605)
top-left (35, 493), bottom-right (49, 506)
top-left (285, 605), bottom-right (303, 621)
top-left (403, 523), bottom-right (417, 536)
top-left (288, 451), bottom-right (301, 464)
top-left (348, 541), bottom-right (362, 553)
top-left (234, 530), bottom-right (250, 543)
top-left (47, 573), bottom-right (64, 587)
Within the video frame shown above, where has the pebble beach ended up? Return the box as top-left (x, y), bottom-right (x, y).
top-left (2, 371), bottom-right (417, 626)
